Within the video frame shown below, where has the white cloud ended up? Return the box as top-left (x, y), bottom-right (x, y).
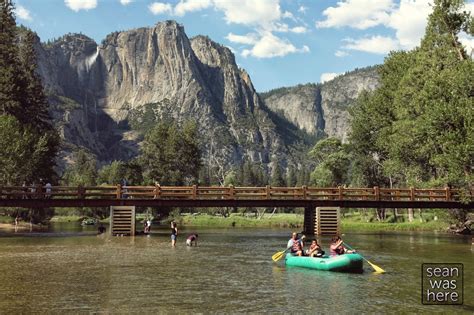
top-left (343, 36), bottom-right (400, 54)
top-left (241, 32), bottom-right (309, 58)
top-left (298, 6), bottom-right (307, 14)
top-left (226, 33), bottom-right (258, 45)
top-left (335, 50), bottom-right (349, 57)
top-left (389, 0), bottom-right (431, 49)
top-left (120, 0), bottom-right (133, 5)
top-left (316, 0), bottom-right (394, 29)
top-left (174, 0), bottom-right (211, 17)
top-left (15, 5), bottom-right (32, 21)
top-left (459, 33), bottom-right (474, 55)
top-left (149, 2), bottom-right (172, 15)
top-left (64, 0), bottom-right (97, 12)
top-left (320, 72), bottom-right (342, 83)
top-left (282, 10), bottom-right (295, 21)
top-left (213, 0), bottom-right (281, 28)
top-left (290, 26), bottom-right (307, 33)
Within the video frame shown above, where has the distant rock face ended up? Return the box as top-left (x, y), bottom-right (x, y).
top-left (36, 21), bottom-right (285, 170)
top-left (262, 68), bottom-right (379, 142)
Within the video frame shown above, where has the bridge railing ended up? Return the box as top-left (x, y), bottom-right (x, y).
top-left (0, 185), bottom-right (471, 202)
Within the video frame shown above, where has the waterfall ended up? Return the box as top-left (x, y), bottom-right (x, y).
top-left (85, 46), bottom-right (99, 72)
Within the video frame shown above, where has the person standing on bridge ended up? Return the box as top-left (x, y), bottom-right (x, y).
top-left (171, 221), bottom-right (178, 247)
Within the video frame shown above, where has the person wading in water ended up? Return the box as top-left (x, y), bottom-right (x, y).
top-left (171, 221), bottom-right (178, 247)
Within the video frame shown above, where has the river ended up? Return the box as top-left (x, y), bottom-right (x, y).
top-left (0, 224), bottom-right (472, 313)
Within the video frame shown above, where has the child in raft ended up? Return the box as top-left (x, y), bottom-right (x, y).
top-left (306, 240), bottom-right (325, 257)
top-left (330, 235), bottom-right (355, 256)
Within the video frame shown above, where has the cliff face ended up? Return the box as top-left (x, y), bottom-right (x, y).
top-left (262, 67), bottom-right (379, 142)
top-left (37, 21), bottom-right (285, 169)
top-left (34, 21), bottom-right (379, 172)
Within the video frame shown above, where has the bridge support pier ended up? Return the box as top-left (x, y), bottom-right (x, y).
top-left (110, 206), bottom-right (136, 236)
top-left (303, 206), bottom-right (316, 235)
top-left (303, 207), bottom-right (341, 236)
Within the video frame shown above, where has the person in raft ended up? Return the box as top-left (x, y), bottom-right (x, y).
top-left (186, 234), bottom-right (198, 246)
top-left (306, 240), bottom-right (325, 257)
top-left (287, 232), bottom-right (304, 256)
top-left (171, 221), bottom-right (178, 246)
top-left (330, 235), bottom-right (355, 256)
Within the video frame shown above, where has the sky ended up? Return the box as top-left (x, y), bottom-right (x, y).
top-left (13, 0), bottom-right (474, 92)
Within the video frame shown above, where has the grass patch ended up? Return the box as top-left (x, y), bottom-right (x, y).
top-left (341, 220), bottom-right (449, 232)
top-left (178, 213), bottom-right (303, 228)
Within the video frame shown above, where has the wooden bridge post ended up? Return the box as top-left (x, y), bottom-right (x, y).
top-left (374, 186), bottom-right (380, 201)
top-left (302, 185), bottom-right (307, 199)
top-left (78, 185), bottom-right (85, 199)
top-left (266, 185), bottom-right (270, 200)
top-left (338, 186), bottom-right (343, 200)
top-left (445, 186), bottom-right (451, 201)
top-left (192, 185), bottom-right (197, 199)
top-left (228, 185), bottom-right (234, 199)
top-left (303, 206), bottom-right (316, 235)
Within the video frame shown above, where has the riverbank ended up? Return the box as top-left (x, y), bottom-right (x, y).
top-left (4, 213), bottom-right (452, 233)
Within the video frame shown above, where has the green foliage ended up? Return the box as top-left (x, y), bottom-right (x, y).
top-left (309, 138), bottom-right (351, 186)
top-left (62, 149), bottom-right (98, 186)
top-left (223, 170), bottom-right (237, 186)
top-left (349, 0), bottom-right (473, 191)
top-left (0, 3), bottom-right (59, 184)
top-left (270, 162), bottom-right (285, 187)
top-left (140, 120), bottom-right (201, 185)
top-left (97, 160), bottom-right (143, 185)
top-left (0, 115), bottom-right (54, 184)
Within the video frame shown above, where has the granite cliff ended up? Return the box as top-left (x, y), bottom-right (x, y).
top-left (261, 67), bottom-right (379, 142)
top-left (32, 21), bottom-right (379, 173)
top-left (36, 21), bottom-right (286, 171)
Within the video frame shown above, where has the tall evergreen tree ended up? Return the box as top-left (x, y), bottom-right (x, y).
top-left (18, 28), bottom-right (53, 131)
top-left (0, 0), bottom-right (23, 118)
top-left (270, 162), bottom-right (285, 187)
top-left (350, 0), bottom-right (473, 189)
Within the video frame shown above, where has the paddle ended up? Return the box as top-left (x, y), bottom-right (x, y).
top-left (343, 242), bottom-right (385, 273)
top-left (272, 235), bottom-right (305, 262)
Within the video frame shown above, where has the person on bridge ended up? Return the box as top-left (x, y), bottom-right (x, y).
top-left (287, 232), bottom-right (304, 256)
top-left (171, 221), bottom-right (178, 246)
top-left (306, 240), bottom-right (325, 257)
top-left (186, 234), bottom-right (198, 246)
top-left (330, 235), bottom-right (355, 256)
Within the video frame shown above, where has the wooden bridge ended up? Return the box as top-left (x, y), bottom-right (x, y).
top-left (1, 185), bottom-right (471, 235)
top-left (0, 185), bottom-right (471, 209)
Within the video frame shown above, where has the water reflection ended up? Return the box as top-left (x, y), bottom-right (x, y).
top-left (0, 225), bottom-right (472, 313)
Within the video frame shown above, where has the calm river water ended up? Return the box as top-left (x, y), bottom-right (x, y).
top-left (0, 224), bottom-right (472, 313)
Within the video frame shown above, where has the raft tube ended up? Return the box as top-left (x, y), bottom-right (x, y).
top-left (285, 253), bottom-right (363, 273)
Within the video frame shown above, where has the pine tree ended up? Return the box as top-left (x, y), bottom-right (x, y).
top-left (286, 166), bottom-right (297, 187)
top-left (18, 29), bottom-right (53, 131)
top-left (0, 0), bottom-right (23, 118)
top-left (270, 162), bottom-right (285, 187)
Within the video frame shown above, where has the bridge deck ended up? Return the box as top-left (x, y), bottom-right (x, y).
top-left (0, 185), bottom-right (472, 209)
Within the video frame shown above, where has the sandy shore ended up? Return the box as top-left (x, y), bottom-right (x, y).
top-left (0, 222), bottom-right (44, 231)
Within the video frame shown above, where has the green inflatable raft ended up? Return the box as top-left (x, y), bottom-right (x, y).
top-left (285, 253), bottom-right (363, 273)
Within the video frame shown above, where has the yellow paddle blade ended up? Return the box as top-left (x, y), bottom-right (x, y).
top-left (367, 260), bottom-right (385, 273)
top-left (272, 251), bottom-right (285, 262)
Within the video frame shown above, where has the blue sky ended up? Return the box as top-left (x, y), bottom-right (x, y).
top-left (13, 0), bottom-right (474, 92)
